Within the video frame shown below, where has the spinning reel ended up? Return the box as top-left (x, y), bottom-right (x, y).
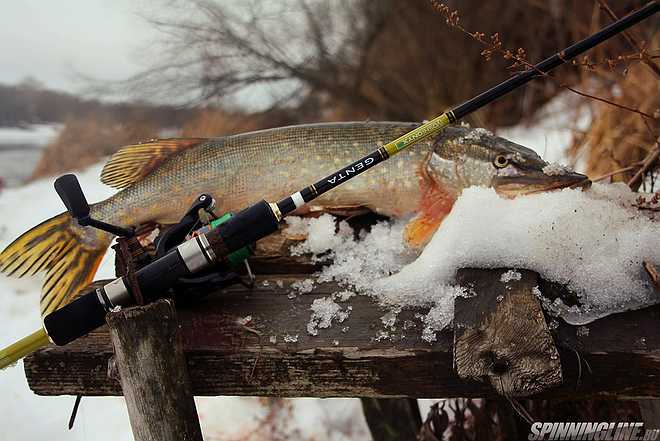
top-left (55, 174), bottom-right (255, 304)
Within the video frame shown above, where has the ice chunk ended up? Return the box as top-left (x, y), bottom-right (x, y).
top-left (380, 310), bottom-right (399, 330)
top-left (500, 269), bottom-right (522, 283)
top-left (283, 334), bottom-right (299, 343)
top-left (291, 278), bottom-right (315, 294)
top-left (307, 296), bottom-right (351, 336)
top-left (334, 290), bottom-right (355, 302)
top-left (542, 162), bottom-right (574, 176)
top-left (457, 127), bottom-right (494, 143)
top-left (237, 315), bottom-right (252, 326)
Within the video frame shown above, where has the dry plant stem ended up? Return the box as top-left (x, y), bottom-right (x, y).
top-left (591, 162), bottom-right (643, 182)
top-left (428, 1), bottom-right (654, 119)
top-left (628, 141), bottom-right (660, 190)
top-left (643, 261), bottom-right (660, 291)
top-left (596, 0), bottom-right (660, 79)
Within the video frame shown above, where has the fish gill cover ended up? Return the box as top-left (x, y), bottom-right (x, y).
top-left (287, 183), bottom-right (659, 342)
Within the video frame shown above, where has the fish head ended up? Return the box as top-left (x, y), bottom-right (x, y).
top-left (427, 127), bottom-right (591, 197)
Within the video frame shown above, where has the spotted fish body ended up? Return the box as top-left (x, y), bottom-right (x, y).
top-left (97, 122), bottom-right (429, 227)
top-left (1, 122), bottom-right (588, 315)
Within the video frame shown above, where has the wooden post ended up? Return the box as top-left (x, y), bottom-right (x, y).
top-left (360, 398), bottom-right (422, 441)
top-left (107, 299), bottom-right (203, 441)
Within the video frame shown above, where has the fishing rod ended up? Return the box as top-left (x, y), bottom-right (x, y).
top-left (1, 1), bottom-right (657, 369)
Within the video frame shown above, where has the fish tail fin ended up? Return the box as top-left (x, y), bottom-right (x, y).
top-left (0, 211), bottom-right (111, 316)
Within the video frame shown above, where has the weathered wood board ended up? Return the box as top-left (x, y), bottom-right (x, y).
top-left (454, 269), bottom-right (562, 397)
top-left (24, 268), bottom-right (660, 399)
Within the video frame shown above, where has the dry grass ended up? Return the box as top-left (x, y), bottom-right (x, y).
top-left (30, 106), bottom-right (299, 180)
top-left (180, 107), bottom-right (294, 138)
top-left (568, 60), bottom-right (659, 187)
top-left (30, 114), bottom-right (159, 179)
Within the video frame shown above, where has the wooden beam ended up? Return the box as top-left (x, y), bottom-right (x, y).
top-left (24, 273), bottom-right (660, 399)
top-left (107, 299), bottom-right (203, 441)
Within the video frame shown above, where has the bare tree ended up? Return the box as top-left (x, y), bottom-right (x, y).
top-left (124, 0), bottom-right (648, 125)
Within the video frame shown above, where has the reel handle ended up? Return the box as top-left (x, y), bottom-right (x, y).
top-left (54, 174), bottom-right (134, 237)
top-left (54, 174), bottom-right (90, 221)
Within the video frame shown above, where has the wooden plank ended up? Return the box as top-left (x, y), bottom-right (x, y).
top-left (24, 272), bottom-right (660, 399)
top-left (107, 299), bottom-right (203, 441)
top-left (453, 269), bottom-right (562, 397)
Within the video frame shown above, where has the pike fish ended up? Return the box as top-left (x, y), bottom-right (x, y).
top-left (0, 122), bottom-right (589, 315)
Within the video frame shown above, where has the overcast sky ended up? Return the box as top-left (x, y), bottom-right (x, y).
top-left (0, 0), bottom-right (155, 92)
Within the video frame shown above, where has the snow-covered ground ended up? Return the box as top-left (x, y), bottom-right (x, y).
top-left (0, 124), bottom-right (61, 187)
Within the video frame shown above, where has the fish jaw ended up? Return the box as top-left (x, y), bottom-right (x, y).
top-left (493, 170), bottom-right (591, 198)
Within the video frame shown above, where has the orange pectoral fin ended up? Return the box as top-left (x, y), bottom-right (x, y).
top-left (405, 170), bottom-right (456, 248)
top-left (404, 214), bottom-right (445, 248)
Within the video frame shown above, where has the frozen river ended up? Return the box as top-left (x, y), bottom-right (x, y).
top-left (0, 124), bottom-right (60, 188)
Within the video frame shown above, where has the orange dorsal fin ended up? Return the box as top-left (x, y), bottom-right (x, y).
top-left (404, 165), bottom-right (456, 248)
top-left (100, 138), bottom-right (207, 189)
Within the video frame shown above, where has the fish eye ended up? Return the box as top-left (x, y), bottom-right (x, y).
top-left (493, 154), bottom-right (509, 168)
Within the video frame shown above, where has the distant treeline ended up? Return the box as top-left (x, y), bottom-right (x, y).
top-left (0, 79), bottom-right (195, 128)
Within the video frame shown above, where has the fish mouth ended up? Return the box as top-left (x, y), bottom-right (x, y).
top-left (493, 171), bottom-right (591, 198)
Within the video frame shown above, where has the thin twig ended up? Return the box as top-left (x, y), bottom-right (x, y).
top-left (559, 83), bottom-right (653, 118)
top-left (596, 0), bottom-right (660, 79)
top-left (627, 140), bottom-right (660, 190)
top-left (591, 161), bottom-right (643, 182)
top-left (428, 1), bottom-right (654, 119)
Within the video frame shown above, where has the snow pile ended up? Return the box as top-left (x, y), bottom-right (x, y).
top-left (289, 215), bottom-right (416, 291)
top-left (291, 183), bottom-right (659, 341)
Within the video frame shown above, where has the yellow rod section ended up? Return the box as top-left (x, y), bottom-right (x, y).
top-left (0, 328), bottom-right (50, 369)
